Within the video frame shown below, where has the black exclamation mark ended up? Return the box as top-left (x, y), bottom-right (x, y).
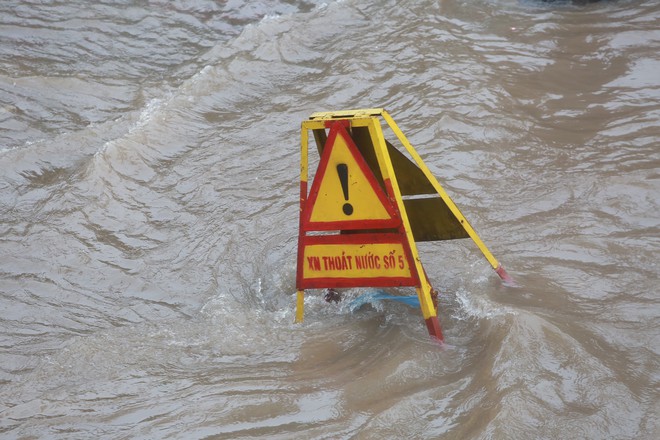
top-left (336, 163), bottom-right (353, 216)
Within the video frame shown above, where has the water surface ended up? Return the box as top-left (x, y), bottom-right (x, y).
top-left (1, 0), bottom-right (658, 438)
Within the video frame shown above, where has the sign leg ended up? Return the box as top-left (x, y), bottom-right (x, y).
top-left (425, 316), bottom-right (444, 342)
top-left (496, 264), bottom-right (516, 286)
top-left (415, 285), bottom-right (444, 342)
top-left (295, 290), bottom-right (305, 323)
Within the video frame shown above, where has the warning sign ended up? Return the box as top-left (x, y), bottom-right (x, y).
top-left (303, 122), bottom-right (400, 231)
top-left (297, 119), bottom-right (417, 290)
top-left (299, 233), bottom-right (416, 289)
top-left (295, 109), bottom-right (512, 343)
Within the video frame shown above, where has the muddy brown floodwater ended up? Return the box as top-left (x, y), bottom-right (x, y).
top-left (1, 0), bottom-right (658, 438)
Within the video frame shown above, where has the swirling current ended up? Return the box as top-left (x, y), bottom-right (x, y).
top-left (0, 0), bottom-right (658, 438)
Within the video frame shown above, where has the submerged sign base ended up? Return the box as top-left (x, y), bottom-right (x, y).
top-left (295, 108), bottom-right (512, 342)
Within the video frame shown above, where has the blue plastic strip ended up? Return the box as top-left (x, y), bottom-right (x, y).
top-left (348, 289), bottom-right (420, 312)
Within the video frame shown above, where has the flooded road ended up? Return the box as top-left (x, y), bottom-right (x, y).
top-left (1, 0), bottom-right (658, 438)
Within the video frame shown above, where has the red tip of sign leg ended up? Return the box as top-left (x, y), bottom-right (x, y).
top-left (425, 317), bottom-right (444, 343)
top-left (495, 265), bottom-right (517, 287)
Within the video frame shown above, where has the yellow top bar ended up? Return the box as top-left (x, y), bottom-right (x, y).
top-left (309, 108), bottom-right (384, 120)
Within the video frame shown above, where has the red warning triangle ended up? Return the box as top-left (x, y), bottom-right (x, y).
top-left (303, 121), bottom-right (401, 231)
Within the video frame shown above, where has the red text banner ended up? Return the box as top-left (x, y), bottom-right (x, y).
top-left (299, 233), bottom-right (418, 289)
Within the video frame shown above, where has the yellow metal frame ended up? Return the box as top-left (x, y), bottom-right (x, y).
top-left (296, 122), bottom-right (310, 323)
top-left (380, 110), bottom-right (501, 270)
top-left (365, 117), bottom-right (437, 320)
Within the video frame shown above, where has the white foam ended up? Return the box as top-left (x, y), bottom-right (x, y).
top-left (261, 13), bottom-right (281, 22)
top-left (454, 287), bottom-right (517, 321)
